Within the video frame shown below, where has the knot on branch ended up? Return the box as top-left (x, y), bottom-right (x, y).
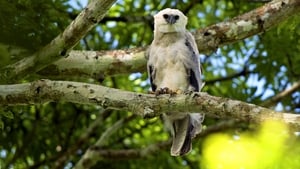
top-left (30, 79), bottom-right (49, 95)
top-left (30, 79), bottom-right (64, 103)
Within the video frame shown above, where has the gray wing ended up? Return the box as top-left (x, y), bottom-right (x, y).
top-left (184, 31), bottom-right (202, 92)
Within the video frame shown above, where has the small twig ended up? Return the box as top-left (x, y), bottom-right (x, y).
top-left (71, 120), bottom-right (243, 161)
top-left (195, 119), bottom-right (242, 140)
top-left (73, 114), bottom-right (136, 169)
top-left (205, 69), bottom-right (253, 85)
top-left (50, 109), bottom-right (112, 169)
top-left (88, 140), bottom-right (171, 160)
top-left (261, 80), bottom-right (300, 108)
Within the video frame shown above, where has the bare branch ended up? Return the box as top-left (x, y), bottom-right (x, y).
top-left (194, 0), bottom-right (300, 54)
top-left (82, 141), bottom-right (171, 161)
top-left (51, 110), bottom-right (111, 169)
top-left (74, 115), bottom-right (135, 169)
top-left (205, 69), bottom-right (253, 85)
top-left (261, 80), bottom-right (300, 107)
top-left (0, 0), bottom-right (117, 83)
top-left (70, 120), bottom-right (244, 163)
top-left (1, 80), bottom-right (299, 130)
top-left (38, 47), bottom-right (147, 79)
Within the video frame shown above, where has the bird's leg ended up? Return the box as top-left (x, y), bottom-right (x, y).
top-left (155, 87), bottom-right (170, 96)
top-left (155, 87), bottom-right (173, 95)
top-left (155, 88), bottom-right (162, 96)
top-left (162, 87), bottom-right (170, 94)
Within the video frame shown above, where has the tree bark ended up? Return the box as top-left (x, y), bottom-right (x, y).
top-left (38, 47), bottom-right (147, 79)
top-left (1, 80), bottom-right (299, 130)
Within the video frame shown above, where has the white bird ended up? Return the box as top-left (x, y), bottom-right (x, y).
top-left (146, 8), bottom-right (204, 156)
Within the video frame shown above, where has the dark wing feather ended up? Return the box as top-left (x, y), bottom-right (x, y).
top-left (146, 46), bottom-right (157, 92)
top-left (148, 65), bottom-right (157, 91)
top-left (184, 32), bottom-right (202, 91)
top-left (189, 69), bottom-right (199, 91)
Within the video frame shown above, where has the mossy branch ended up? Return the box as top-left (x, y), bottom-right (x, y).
top-left (1, 80), bottom-right (299, 130)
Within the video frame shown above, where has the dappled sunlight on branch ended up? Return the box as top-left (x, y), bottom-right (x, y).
top-left (201, 120), bottom-right (300, 169)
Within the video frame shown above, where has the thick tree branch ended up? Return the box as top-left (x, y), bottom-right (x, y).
top-left (38, 47), bottom-right (146, 79)
top-left (0, 0), bottom-right (117, 84)
top-left (1, 80), bottom-right (299, 130)
top-left (34, 0), bottom-right (300, 79)
top-left (195, 0), bottom-right (300, 54)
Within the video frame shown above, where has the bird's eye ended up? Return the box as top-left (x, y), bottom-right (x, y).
top-left (163, 14), bottom-right (169, 19)
top-left (174, 15), bottom-right (179, 20)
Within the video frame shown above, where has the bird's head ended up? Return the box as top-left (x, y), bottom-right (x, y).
top-left (154, 8), bottom-right (187, 33)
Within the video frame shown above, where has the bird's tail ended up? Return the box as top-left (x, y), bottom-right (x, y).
top-left (165, 113), bottom-right (204, 156)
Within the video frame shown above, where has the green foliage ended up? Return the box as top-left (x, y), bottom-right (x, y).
top-left (0, 0), bottom-right (300, 168)
top-left (0, 0), bottom-right (71, 50)
top-left (202, 120), bottom-right (300, 169)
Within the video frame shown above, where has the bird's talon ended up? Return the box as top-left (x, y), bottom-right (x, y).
top-left (170, 91), bottom-right (177, 96)
top-left (155, 90), bottom-right (161, 96)
top-left (155, 88), bottom-right (167, 96)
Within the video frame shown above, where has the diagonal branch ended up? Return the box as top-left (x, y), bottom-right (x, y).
top-left (84, 141), bottom-right (171, 160)
top-left (74, 115), bottom-right (136, 169)
top-left (70, 120), bottom-right (244, 162)
top-left (194, 0), bottom-right (300, 54)
top-left (0, 0), bottom-right (117, 84)
top-left (50, 109), bottom-right (112, 169)
top-left (37, 47), bottom-right (147, 79)
top-left (261, 79), bottom-right (300, 107)
top-left (205, 68), bottom-right (253, 85)
top-left (1, 80), bottom-right (300, 130)
top-left (34, 0), bottom-right (300, 79)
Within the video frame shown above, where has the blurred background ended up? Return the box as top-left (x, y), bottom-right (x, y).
top-left (0, 0), bottom-right (300, 168)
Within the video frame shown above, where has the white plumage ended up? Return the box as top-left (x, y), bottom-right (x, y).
top-left (146, 8), bottom-right (204, 156)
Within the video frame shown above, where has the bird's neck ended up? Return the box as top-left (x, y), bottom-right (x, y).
top-left (154, 31), bottom-right (185, 45)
